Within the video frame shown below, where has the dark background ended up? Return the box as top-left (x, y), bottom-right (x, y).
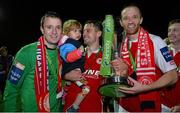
top-left (0, 0), bottom-right (179, 55)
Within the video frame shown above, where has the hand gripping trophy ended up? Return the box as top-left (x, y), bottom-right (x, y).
top-left (98, 15), bottom-right (131, 98)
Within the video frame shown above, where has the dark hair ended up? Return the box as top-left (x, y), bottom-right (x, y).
top-left (84, 20), bottom-right (103, 32)
top-left (169, 19), bottom-right (180, 26)
top-left (84, 20), bottom-right (103, 45)
top-left (40, 11), bottom-right (62, 28)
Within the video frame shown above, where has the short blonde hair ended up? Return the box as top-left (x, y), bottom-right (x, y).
top-left (63, 19), bottom-right (82, 35)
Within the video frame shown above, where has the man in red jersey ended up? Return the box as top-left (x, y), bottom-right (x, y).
top-left (111, 3), bottom-right (178, 112)
top-left (161, 19), bottom-right (180, 112)
top-left (63, 20), bottom-right (104, 112)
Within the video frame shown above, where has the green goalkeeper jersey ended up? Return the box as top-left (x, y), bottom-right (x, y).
top-left (3, 42), bottom-right (62, 112)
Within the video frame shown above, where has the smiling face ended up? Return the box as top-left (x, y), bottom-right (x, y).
top-left (83, 23), bottom-right (101, 46)
top-left (120, 6), bottom-right (143, 36)
top-left (168, 23), bottom-right (180, 44)
top-left (41, 17), bottom-right (62, 49)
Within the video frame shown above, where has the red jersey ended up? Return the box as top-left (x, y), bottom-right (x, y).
top-left (161, 51), bottom-right (180, 108)
top-left (119, 34), bottom-right (176, 112)
top-left (63, 50), bottom-right (104, 112)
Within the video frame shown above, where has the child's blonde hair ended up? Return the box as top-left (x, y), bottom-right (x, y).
top-left (63, 19), bottom-right (82, 35)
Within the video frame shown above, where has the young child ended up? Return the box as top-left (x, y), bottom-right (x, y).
top-left (58, 19), bottom-right (90, 112)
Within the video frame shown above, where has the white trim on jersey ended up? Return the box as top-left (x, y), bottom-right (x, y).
top-left (149, 34), bottom-right (177, 73)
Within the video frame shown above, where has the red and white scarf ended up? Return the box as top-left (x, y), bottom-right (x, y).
top-left (121, 27), bottom-right (160, 110)
top-left (34, 36), bottom-right (62, 112)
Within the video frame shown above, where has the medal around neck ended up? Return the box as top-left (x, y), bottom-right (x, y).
top-left (99, 15), bottom-right (130, 98)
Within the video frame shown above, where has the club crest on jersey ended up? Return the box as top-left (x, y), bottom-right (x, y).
top-left (96, 58), bottom-right (102, 64)
top-left (160, 46), bottom-right (173, 62)
top-left (139, 76), bottom-right (153, 85)
top-left (8, 61), bottom-right (25, 85)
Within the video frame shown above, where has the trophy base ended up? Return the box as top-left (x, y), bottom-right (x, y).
top-left (99, 83), bottom-right (130, 98)
top-left (98, 76), bottom-right (131, 98)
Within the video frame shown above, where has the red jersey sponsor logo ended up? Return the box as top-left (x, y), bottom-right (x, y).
top-left (83, 69), bottom-right (100, 79)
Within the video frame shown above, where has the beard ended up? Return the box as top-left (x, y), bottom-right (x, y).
top-left (126, 26), bottom-right (140, 35)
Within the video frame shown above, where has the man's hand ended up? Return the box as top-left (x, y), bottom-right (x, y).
top-left (111, 58), bottom-right (128, 76)
top-left (170, 105), bottom-right (180, 112)
top-left (118, 76), bottom-right (150, 94)
top-left (79, 45), bottom-right (84, 53)
top-left (64, 69), bottom-right (82, 81)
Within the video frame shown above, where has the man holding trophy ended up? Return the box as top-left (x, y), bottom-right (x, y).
top-left (99, 3), bottom-right (178, 112)
top-left (109, 3), bottom-right (178, 112)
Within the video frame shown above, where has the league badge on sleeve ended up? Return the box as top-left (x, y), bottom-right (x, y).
top-left (160, 46), bottom-right (173, 62)
top-left (8, 62), bottom-right (25, 85)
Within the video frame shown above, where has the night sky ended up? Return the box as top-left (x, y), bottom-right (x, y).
top-left (0, 0), bottom-right (179, 55)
